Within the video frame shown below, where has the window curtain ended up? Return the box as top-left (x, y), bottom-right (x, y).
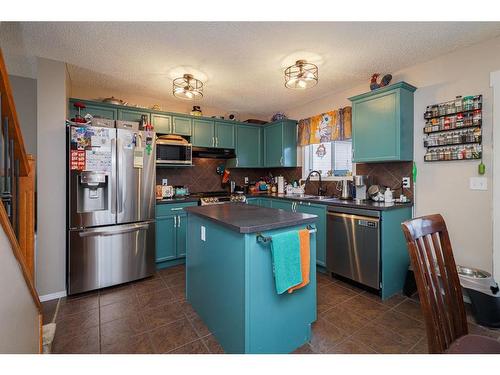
top-left (297, 107), bottom-right (352, 146)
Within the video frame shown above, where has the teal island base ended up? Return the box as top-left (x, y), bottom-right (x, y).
top-left (186, 213), bottom-right (317, 354)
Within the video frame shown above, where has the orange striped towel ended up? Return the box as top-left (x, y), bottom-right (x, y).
top-left (288, 229), bottom-right (310, 293)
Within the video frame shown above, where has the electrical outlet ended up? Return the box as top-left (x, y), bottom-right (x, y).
top-left (201, 226), bottom-right (206, 241)
top-left (162, 179), bottom-right (168, 186)
top-left (470, 177), bottom-right (487, 191)
top-left (402, 177), bottom-right (411, 189)
top-left (244, 177), bottom-right (249, 184)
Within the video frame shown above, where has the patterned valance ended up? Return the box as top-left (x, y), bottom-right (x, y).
top-left (297, 106), bottom-right (352, 146)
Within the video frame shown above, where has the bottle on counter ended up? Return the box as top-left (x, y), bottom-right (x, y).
top-left (384, 187), bottom-right (393, 203)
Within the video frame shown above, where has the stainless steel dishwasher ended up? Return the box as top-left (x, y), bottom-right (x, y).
top-left (326, 207), bottom-right (381, 290)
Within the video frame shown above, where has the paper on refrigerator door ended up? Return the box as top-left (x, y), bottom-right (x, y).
top-left (85, 150), bottom-right (112, 172)
top-left (133, 147), bottom-right (144, 168)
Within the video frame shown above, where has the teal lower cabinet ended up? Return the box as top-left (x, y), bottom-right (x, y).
top-left (155, 202), bottom-right (198, 269)
top-left (295, 202), bottom-right (327, 268)
top-left (186, 213), bottom-right (317, 353)
top-left (246, 197), bottom-right (326, 267)
top-left (380, 207), bottom-right (413, 299)
top-left (270, 199), bottom-right (294, 211)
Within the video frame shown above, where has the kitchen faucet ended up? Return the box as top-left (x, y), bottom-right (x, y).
top-left (304, 170), bottom-right (327, 196)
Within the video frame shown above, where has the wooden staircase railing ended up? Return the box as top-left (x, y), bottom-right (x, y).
top-left (0, 48), bottom-right (41, 352)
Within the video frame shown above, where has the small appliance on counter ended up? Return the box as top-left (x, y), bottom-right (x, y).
top-left (353, 175), bottom-right (368, 202)
top-left (277, 176), bottom-right (285, 194)
top-left (336, 179), bottom-right (352, 200)
top-left (174, 185), bottom-right (189, 197)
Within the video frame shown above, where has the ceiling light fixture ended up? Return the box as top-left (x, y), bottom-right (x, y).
top-left (284, 59), bottom-right (318, 89)
top-left (172, 74), bottom-right (203, 100)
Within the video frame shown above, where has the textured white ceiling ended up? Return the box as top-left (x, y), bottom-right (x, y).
top-left (2, 22), bottom-right (500, 118)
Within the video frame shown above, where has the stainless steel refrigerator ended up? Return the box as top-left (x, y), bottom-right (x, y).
top-left (67, 119), bottom-right (156, 295)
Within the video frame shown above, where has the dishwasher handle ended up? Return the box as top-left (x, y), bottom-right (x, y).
top-left (327, 211), bottom-right (380, 222)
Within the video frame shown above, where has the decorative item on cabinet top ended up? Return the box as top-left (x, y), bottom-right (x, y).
top-left (423, 95), bottom-right (482, 162)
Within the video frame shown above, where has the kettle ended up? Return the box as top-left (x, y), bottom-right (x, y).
top-left (336, 180), bottom-right (352, 200)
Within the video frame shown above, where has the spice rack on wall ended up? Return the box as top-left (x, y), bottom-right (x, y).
top-left (423, 95), bottom-right (482, 162)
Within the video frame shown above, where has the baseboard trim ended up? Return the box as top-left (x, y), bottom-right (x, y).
top-left (39, 290), bottom-right (67, 302)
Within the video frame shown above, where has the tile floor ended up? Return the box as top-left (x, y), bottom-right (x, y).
top-left (46, 265), bottom-right (500, 354)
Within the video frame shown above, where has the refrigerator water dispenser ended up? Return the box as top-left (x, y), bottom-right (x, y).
top-left (77, 171), bottom-right (108, 212)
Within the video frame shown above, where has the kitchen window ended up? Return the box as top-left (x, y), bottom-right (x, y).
top-left (303, 140), bottom-right (353, 179)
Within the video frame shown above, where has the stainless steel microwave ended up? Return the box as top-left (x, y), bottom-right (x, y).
top-left (156, 140), bottom-right (192, 165)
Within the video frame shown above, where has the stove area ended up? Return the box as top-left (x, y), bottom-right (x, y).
top-left (194, 191), bottom-right (247, 206)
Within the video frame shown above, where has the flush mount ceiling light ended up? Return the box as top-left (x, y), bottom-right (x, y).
top-left (172, 74), bottom-right (203, 100)
top-left (284, 59), bottom-right (318, 89)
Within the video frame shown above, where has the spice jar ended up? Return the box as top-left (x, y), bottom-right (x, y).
top-left (454, 96), bottom-right (463, 113)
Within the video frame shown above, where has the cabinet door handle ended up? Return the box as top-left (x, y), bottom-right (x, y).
top-left (236, 158), bottom-right (239, 167)
top-left (216, 137), bottom-right (218, 147)
top-left (173, 216), bottom-right (177, 228)
top-left (170, 207), bottom-right (184, 211)
top-left (177, 215), bottom-right (181, 227)
top-left (280, 156), bottom-right (283, 166)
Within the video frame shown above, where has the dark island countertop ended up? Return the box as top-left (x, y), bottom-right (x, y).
top-left (184, 203), bottom-right (317, 234)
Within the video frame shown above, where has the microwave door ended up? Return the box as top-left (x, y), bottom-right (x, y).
top-left (156, 143), bottom-right (192, 164)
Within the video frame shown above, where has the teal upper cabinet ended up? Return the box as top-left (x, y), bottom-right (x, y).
top-left (233, 124), bottom-right (262, 167)
top-left (215, 121), bottom-right (235, 149)
top-left (192, 119), bottom-right (215, 147)
top-left (193, 120), bottom-right (235, 148)
top-left (172, 116), bottom-right (192, 136)
top-left (152, 114), bottom-right (172, 134)
top-left (68, 100), bottom-right (117, 120)
top-left (263, 119), bottom-right (297, 167)
top-left (349, 82), bottom-right (416, 163)
top-left (117, 109), bottom-right (150, 123)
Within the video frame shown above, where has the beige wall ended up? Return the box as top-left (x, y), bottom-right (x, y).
top-left (36, 58), bottom-right (67, 297)
top-left (9, 75), bottom-right (37, 157)
top-left (286, 36), bottom-right (500, 274)
top-left (0, 229), bottom-right (39, 353)
top-left (71, 85), bottom-right (264, 122)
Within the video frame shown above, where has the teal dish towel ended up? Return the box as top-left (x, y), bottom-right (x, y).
top-left (270, 230), bottom-right (302, 294)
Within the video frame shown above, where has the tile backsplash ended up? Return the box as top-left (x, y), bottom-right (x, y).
top-left (156, 158), bottom-right (413, 200)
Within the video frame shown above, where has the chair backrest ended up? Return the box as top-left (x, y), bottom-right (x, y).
top-left (401, 214), bottom-right (468, 354)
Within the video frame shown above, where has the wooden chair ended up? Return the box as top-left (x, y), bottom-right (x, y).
top-left (401, 214), bottom-right (500, 354)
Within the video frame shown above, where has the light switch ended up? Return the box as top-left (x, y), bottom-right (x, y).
top-left (470, 177), bottom-right (488, 191)
top-left (201, 226), bottom-right (206, 241)
top-left (162, 179), bottom-right (168, 186)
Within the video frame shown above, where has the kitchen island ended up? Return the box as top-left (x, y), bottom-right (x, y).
top-left (184, 203), bottom-right (318, 354)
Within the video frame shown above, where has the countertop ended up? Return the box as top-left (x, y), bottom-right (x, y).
top-left (184, 203), bottom-right (317, 233)
top-left (156, 197), bottom-right (199, 204)
top-left (155, 192), bottom-right (413, 211)
top-left (247, 193), bottom-right (413, 211)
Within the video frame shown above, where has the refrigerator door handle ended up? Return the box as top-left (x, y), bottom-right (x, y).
top-left (116, 137), bottom-right (124, 213)
top-left (78, 222), bottom-right (153, 237)
top-left (110, 137), bottom-right (117, 214)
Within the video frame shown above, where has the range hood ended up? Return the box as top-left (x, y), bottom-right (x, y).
top-left (192, 147), bottom-right (236, 159)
